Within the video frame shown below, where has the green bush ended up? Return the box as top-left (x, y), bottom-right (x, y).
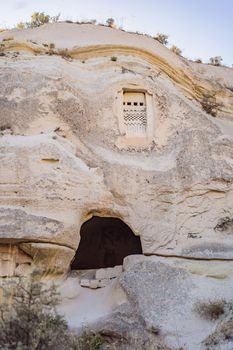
top-left (110, 56), bottom-right (117, 61)
top-left (76, 329), bottom-right (104, 350)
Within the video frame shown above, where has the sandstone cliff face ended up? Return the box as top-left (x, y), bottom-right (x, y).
top-left (1, 23), bottom-right (233, 274)
top-left (1, 23), bottom-right (233, 349)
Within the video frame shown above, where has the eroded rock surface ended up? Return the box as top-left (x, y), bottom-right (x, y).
top-left (57, 255), bottom-right (233, 349)
top-left (92, 255), bottom-right (233, 349)
top-left (1, 23), bottom-right (233, 270)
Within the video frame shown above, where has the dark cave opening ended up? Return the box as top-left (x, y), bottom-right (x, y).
top-left (71, 216), bottom-right (142, 270)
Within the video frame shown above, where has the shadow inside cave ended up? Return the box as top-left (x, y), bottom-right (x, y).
top-left (71, 216), bottom-right (142, 269)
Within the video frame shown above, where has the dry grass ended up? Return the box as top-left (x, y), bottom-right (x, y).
top-left (57, 48), bottom-right (72, 60)
top-left (49, 43), bottom-right (55, 49)
top-left (0, 125), bottom-right (11, 132)
top-left (2, 36), bottom-right (14, 41)
top-left (214, 217), bottom-right (233, 232)
top-left (194, 300), bottom-right (225, 321)
top-left (200, 94), bottom-right (222, 117)
top-left (204, 318), bottom-right (233, 349)
top-left (0, 43), bottom-right (5, 56)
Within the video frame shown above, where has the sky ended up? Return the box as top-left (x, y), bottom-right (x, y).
top-left (0, 0), bottom-right (232, 65)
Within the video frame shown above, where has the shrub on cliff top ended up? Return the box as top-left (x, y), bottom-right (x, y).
top-left (170, 45), bottom-right (182, 56)
top-left (16, 12), bottom-right (60, 29)
top-left (154, 33), bottom-right (169, 45)
top-left (106, 18), bottom-right (115, 27)
top-left (209, 56), bottom-right (223, 66)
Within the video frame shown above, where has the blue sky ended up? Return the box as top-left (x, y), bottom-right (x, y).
top-left (0, 0), bottom-right (232, 65)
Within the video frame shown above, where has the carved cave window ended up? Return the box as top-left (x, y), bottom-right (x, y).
top-left (123, 91), bottom-right (147, 137)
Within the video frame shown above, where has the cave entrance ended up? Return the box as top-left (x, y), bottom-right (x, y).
top-left (71, 216), bottom-right (142, 270)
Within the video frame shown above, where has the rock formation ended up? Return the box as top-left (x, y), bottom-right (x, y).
top-left (1, 22), bottom-right (233, 349)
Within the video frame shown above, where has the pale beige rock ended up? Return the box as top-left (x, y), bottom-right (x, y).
top-left (113, 265), bottom-right (123, 275)
top-left (97, 279), bottom-right (110, 288)
top-left (58, 277), bottom-right (127, 328)
top-left (80, 277), bottom-right (115, 289)
top-left (96, 266), bottom-right (123, 279)
top-left (80, 279), bottom-right (91, 288)
top-left (58, 277), bottom-right (81, 299)
top-left (95, 268), bottom-right (105, 280)
top-left (19, 242), bottom-right (75, 275)
top-left (89, 280), bottom-right (99, 289)
top-left (0, 245), bottom-right (32, 277)
top-left (0, 260), bottom-right (14, 277)
top-left (0, 22), bottom-right (233, 274)
top-left (14, 263), bottom-right (32, 277)
top-left (118, 255), bottom-right (233, 350)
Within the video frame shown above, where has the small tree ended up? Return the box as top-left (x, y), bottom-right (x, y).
top-left (154, 33), bottom-right (168, 45)
top-left (106, 18), bottom-right (115, 27)
top-left (17, 12), bottom-right (60, 29)
top-left (16, 22), bottom-right (25, 29)
top-left (0, 279), bottom-right (103, 350)
top-left (50, 13), bottom-right (60, 23)
top-left (209, 56), bottom-right (223, 66)
top-left (170, 45), bottom-right (182, 56)
top-left (29, 12), bottom-right (50, 27)
top-left (0, 279), bottom-right (64, 349)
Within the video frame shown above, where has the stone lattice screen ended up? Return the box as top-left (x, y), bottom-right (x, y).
top-left (123, 92), bottom-right (147, 137)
